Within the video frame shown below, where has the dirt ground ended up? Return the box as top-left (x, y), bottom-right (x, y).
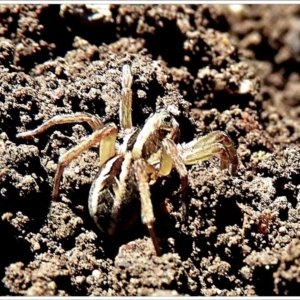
top-left (1, 4), bottom-right (300, 296)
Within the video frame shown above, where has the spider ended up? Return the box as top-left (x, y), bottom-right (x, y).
top-left (16, 64), bottom-right (238, 256)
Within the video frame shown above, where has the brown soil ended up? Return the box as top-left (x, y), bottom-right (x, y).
top-left (1, 4), bottom-right (300, 296)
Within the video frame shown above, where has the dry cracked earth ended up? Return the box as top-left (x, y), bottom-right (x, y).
top-left (0, 3), bottom-right (300, 296)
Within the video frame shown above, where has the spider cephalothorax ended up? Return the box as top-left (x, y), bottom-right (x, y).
top-left (17, 64), bottom-right (238, 256)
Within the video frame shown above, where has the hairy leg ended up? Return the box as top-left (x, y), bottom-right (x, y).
top-left (17, 113), bottom-right (118, 195)
top-left (134, 158), bottom-right (161, 256)
top-left (16, 112), bottom-right (103, 138)
top-left (161, 138), bottom-right (189, 218)
top-left (51, 123), bottom-right (117, 200)
top-left (181, 131), bottom-right (238, 175)
top-left (120, 64), bottom-right (133, 130)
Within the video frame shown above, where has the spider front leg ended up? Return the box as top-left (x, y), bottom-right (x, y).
top-left (160, 138), bottom-right (189, 218)
top-left (16, 112), bottom-right (118, 200)
top-left (180, 130), bottom-right (239, 175)
top-left (120, 64), bottom-right (133, 130)
top-left (134, 158), bottom-right (162, 256)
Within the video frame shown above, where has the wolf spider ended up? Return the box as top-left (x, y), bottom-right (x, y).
top-left (17, 64), bottom-right (238, 255)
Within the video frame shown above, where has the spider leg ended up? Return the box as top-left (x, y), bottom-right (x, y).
top-left (16, 112), bottom-right (117, 182)
top-left (134, 158), bottom-right (161, 256)
top-left (16, 112), bottom-right (103, 137)
top-left (161, 138), bottom-right (189, 218)
top-left (181, 130), bottom-right (238, 175)
top-left (16, 112), bottom-right (116, 165)
top-left (52, 122), bottom-right (117, 200)
top-left (120, 64), bottom-right (133, 130)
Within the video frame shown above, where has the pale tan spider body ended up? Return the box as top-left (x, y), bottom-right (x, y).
top-left (17, 64), bottom-right (238, 256)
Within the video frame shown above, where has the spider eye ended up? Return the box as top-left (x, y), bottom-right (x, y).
top-left (164, 116), bottom-right (171, 123)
